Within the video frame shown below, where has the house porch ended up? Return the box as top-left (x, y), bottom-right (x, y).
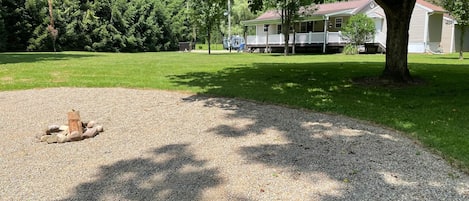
top-left (245, 31), bottom-right (386, 53)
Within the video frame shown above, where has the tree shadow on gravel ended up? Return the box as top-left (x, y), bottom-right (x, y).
top-left (170, 61), bottom-right (469, 199)
top-left (59, 144), bottom-right (222, 201)
top-left (181, 96), bottom-right (469, 200)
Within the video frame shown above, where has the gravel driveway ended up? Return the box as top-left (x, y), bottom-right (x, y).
top-left (0, 88), bottom-right (468, 200)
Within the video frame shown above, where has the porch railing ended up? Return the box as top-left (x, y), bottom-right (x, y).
top-left (246, 31), bottom-right (387, 47)
top-left (246, 32), bottom-right (343, 46)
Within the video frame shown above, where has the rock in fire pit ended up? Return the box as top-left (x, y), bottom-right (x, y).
top-left (36, 110), bottom-right (104, 144)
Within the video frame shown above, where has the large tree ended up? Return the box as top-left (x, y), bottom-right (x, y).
top-left (2, 0), bottom-right (45, 51)
top-left (443, 0), bottom-right (469, 60)
top-left (375, 0), bottom-right (416, 82)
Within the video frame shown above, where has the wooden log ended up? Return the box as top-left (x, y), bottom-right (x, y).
top-left (67, 110), bottom-right (83, 135)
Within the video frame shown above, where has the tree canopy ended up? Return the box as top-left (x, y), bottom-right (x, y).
top-left (0, 0), bottom-right (255, 52)
top-left (188, 0), bottom-right (226, 54)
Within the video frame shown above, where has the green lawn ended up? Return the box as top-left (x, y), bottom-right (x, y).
top-left (1, 51), bottom-right (468, 172)
top-left (196, 43), bottom-right (225, 50)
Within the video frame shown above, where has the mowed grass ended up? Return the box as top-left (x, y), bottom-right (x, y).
top-left (1, 51), bottom-right (468, 172)
top-left (196, 43), bottom-right (225, 50)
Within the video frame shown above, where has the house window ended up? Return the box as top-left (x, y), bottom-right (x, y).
top-left (277, 25), bottom-right (282, 34)
top-left (335, 17), bottom-right (343, 28)
top-left (307, 22), bottom-right (313, 32)
top-left (300, 22), bottom-right (308, 32)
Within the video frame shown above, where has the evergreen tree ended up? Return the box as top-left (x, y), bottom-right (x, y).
top-left (53, 0), bottom-right (90, 50)
top-left (0, 0), bottom-right (6, 51)
top-left (2, 0), bottom-right (34, 51)
top-left (0, 0), bottom-right (211, 52)
top-left (24, 0), bottom-right (54, 51)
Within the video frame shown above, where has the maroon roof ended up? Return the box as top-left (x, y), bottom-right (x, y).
top-left (254, 0), bottom-right (371, 21)
top-left (251, 0), bottom-right (445, 21)
top-left (255, 10), bottom-right (279, 21)
top-left (416, 0), bottom-right (446, 12)
top-left (314, 0), bottom-right (370, 15)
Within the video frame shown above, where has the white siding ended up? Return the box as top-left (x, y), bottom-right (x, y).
top-left (408, 43), bottom-right (426, 53)
top-left (256, 25), bottom-right (264, 36)
top-left (441, 18), bottom-right (455, 53)
top-left (409, 6), bottom-right (427, 43)
top-left (368, 6), bottom-right (387, 45)
top-left (380, 9), bottom-right (387, 43)
top-left (256, 24), bottom-right (279, 36)
top-left (428, 13), bottom-right (443, 43)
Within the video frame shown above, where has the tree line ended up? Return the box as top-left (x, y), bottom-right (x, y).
top-left (0, 0), bottom-right (256, 52)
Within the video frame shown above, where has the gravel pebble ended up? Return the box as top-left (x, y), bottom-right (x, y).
top-left (0, 87), bottom-right (468, 201)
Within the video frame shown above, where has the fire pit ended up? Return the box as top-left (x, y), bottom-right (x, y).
top-left (37, 110), bottom-right (103, 144)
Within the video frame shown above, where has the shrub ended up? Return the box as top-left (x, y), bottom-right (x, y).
top-left (342, 14), bottom-right (375, 46)
top-left (343, 44), bottom-right (358, 55)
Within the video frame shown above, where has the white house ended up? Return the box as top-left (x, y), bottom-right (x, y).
top-left (241, 0), bottom-right (447, 53)
top-left (441, 15), bottom-right (469, 53)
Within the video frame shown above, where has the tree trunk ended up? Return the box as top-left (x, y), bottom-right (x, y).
top-left (459, 26), bottom-right (465, 60)
top-left (282, 9), bottom-right (290, 56)
top-left (376, 0), bottom-right (416, 83)
top-left (284, 29), bottom-right (290, 56)
top-left (293, 28), bottom-right (296, 54)
top-left (207, 27), bottom-right (211, 55)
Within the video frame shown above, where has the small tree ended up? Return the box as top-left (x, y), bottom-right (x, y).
top-left (443, 0), bottom-right (469, 60)
top-left (189, 0), bottom-right (226, 54)
top-left (341, 13), bottom-right (375, 54)
top-left (47, 0), bottom-right (58, 52)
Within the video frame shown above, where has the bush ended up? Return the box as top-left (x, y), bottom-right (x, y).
top-left (343, 44), bottom-right (358, 55)
top-left (342, 13), bottom-right (375, 46)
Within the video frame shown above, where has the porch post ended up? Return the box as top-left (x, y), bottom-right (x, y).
top-left (323, 17), bottom-right (328, 53)
top-left (266, 32), bottom-right (269, 53)
top-left (293, 27), bottom-right (296, 54)
top-left (424, 13), bottom-right (429, 53)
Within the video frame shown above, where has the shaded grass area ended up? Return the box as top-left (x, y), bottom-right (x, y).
top-left (1, 51), bottom-right (468, 172)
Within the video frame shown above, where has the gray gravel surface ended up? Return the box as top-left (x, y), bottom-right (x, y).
top-left (0, 88), bottom-right (468, 201)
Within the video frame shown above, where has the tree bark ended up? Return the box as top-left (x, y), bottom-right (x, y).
top-left (207, 26), bottom-right (211, 55)
top-left (376, 0), bottom-right (416, 83)
top-left (459, 26), bottom-right (465, 60)
top-left (282, 9), bottom-right (290, 56)
top-left (293, 27), bottom-right (296, 54)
